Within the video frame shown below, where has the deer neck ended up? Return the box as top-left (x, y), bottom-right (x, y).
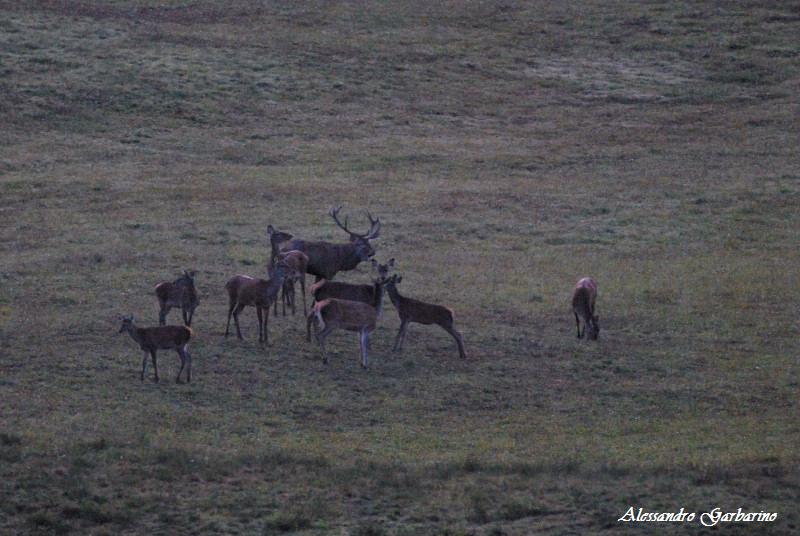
top-left (338, 243), bottom-right (364, 271)
top-left (125, 324), bottom-right (145, 346)
top-left (385, 282), bottom-right (402, 309)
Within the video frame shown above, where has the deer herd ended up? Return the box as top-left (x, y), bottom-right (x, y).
top-left (118, 206), bottom-right (600, 383)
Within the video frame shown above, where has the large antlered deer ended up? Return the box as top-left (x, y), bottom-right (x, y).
top-left (224, 263), bottom-right (288, 344)
top-left (280, 206), bottom-right (381, 282)
top-left (384, 274), bottom-right (467, 359)
top-left (572, 277), bottom-right (600, 340)
top-left (154, 270), bottom-right (199, 326)
top-left (118, 315), bottom-right (193, 383)
top-left (306, 259), bottom-right (393, 341)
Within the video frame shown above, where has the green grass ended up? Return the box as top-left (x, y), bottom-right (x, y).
top-left (1, 1), bottom-right (799, 534)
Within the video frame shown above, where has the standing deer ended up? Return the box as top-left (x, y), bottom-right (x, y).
top-left (117, 315), bottom-right (192, 383)
top-left (281, 206), bottom-right (381, 282)
top-left (268, 250), bottom-right (309, 317)
top-left (155, 270), bottom-right (199, 326)
top-left (384, 274), bottom-right (467, 359)
top-left (572, 277), bottom-right (600, 340)
top-left (306, 259), bottom-right (394, 341)
top-left (308, 298), bottom-right (379, 368)
top-left (224, 262), bottom-right (288, 344)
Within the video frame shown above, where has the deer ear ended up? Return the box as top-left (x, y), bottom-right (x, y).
top-left (388, 258), bottom-right (395, 267)
top-left (267, 225), bottom-right (275, 236)
top-left (396, 275), bottom-right (403, 284)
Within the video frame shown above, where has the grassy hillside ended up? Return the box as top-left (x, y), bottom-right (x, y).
top-left (1, 1), bottom-right (798, 534)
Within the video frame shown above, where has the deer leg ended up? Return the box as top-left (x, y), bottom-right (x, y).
top-left (175, 349), bottom-right (186, 384)
top-left (159, 304), bottom-right (170, 326)
top-left (316, 327), bottom-right (333, 364)
top-left (300, 276), bottom-right (307, 316)
top-left (141, 350), bottom-right (148, 381)
top-left (443, 324), bottom-right (467, 359)
top-left (185, 346), bottom-right (192, 383)
top-left (150, 350), bottom-right (159, 383)
top-left (360, 328), bottom-right (372, 369)
top-left (256, 306), bottom-right (264, 343)
top-left (288, 280), bottom-right (296, 316)
top-left (306, 310), bottom-right (315, 342)
top-left (263, 305), bottom-right (270, 346)
top-left (393, 320), bottom-right (408, 352)
top-left (398, 321), bottom-right (411, 351)
top-left (575, 312), bottom-right (582, 338)
top-left (233, 304), bottom-right (245, 340)
top-left (225, 301), bottom-right (236, 337)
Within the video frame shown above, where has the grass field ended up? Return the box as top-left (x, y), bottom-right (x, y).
top-left (1, 1), bottom-right (799, 534)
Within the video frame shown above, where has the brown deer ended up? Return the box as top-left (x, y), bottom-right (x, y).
top-left (306, 259), bottom-right (394, 341)
top-left (384, 274), bottom-right (467, 359)
top-left (308, 298), bottom-right (378, 368)
top-left (268, 250), bottom-right (309, 317)
top-left (572, 277), bottom-right (600, 340)
top-left (118, 315), bottom-right (192, 383)
top-left (224, 262), bottom-right (288, 344)
top-left (155, 270), bottom-right (199, 326)
top-left (280, 206), bottom-right (380, 282)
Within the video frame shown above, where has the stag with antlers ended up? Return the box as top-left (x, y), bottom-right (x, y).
top-left (281, 206), bottom-right (381, 282)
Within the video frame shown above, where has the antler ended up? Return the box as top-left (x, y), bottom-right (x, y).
top-left (364, 210), bottom-right (381, 240)
top-left (329, 206), bottom-right (354, 235)
top-left (330, 206), bottom-right (381, 240)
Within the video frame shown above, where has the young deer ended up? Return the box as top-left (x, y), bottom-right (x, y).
top-left (155, 270), bottom-right (199, 326)
top-left (572, 277), bottom-right (600, 340)
top-left (224, 262), bottom-right (288, 344)
top-left (306, 259), bottom-right (393, 341)
top-left (118, 315), bottom-right (192, 383)
top-left (308, 298), bottom-right (378, 368)
top-left (268, 250), bottom-right (309, 317)
top-left (384, 274), bottom-right (467, 359)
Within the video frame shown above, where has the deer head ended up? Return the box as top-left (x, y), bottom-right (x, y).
top-left (329, 206), bottom-right (381, 261)
top-left (267, 224), bottom-right (293, 242)
top-left (118, 314), bottom-right (135, 333)
top-left (371, 258), bottom-right (395, 283)
top-left (587, 315), bottom-right (600, 340)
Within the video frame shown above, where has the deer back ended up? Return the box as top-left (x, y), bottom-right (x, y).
top-left (317, 298), bottom-right (377, 331)
top-left (312, 280), bottom-right (375, 304)
top-left (142, 325), bottom-right (192, 349)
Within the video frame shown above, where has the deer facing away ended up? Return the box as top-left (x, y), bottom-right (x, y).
top-left (155, 270), bottom-right (199, 326)
top-left (384, 274), bottom-right (467, 359)
top-left (306, 258), bottom-right (393, 341)
top-left (118, 315), bottom-right (193, 383)
top-left (572, 277), bottom-right (600, 340)
top-left (224, 262), bottom-right (288, 344)
top-left (269, 249), bottom-right (309, 317)
top-left (280, 206), bottom-right (380, 282)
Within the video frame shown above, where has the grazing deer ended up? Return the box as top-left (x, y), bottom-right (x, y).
top-left (306, 259), bottom-right (394, 341)
top-left (268, 250), bottom-right (309, 317)
top-left (224, 262), bottom-right (288, 344)
top-left (117, 315), bottom-right (192, 383)
top-left (384, 274), bottom-right (467, 359)
top-left (155, 270), bottom-right (199, 326)
top-left (281, 206), bottom-right (381, 282)
top-left (308, 298), bottom-right (378, 368)
top-left (572, 277), bottom-right (600, 340)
